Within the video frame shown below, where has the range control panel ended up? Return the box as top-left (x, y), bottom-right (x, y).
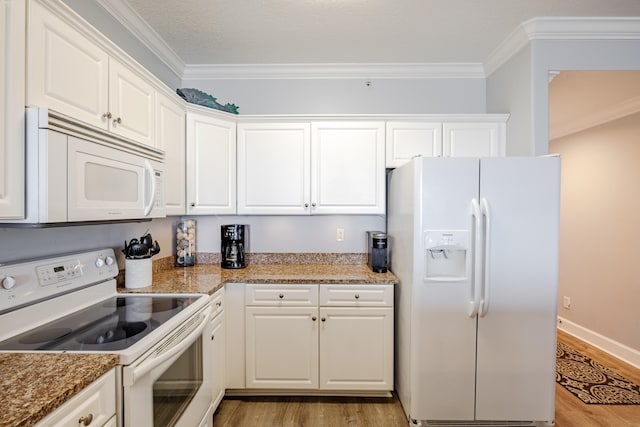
top-left (0, 249), bottom-right (118, 313)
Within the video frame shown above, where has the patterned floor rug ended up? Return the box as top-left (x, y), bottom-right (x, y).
top-left (556, 341), bottom-right (640, 404)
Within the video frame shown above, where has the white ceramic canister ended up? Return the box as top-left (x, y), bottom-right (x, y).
top-left (124, 258), bottom-right (152, 289)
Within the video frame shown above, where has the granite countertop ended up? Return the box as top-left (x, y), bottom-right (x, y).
top-left (118, 258), bottom-right (398, 295)
top-left (0, 353), bottom-right (119, 427)
top-left (1, 254), bottom-right (397, 426)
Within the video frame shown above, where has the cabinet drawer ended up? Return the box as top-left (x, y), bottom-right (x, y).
top-left (210, 288), bottom-right (225, 319)
top-left (36, 369), bottom-right (116, 426)
top-left (320, 285), bottom-right (393, 307)
top-left (245, 284), bottom-right (318, 306)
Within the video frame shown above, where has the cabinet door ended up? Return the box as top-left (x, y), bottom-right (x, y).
top-left (386, 122), bottom-right (442, 167)
top-left (27, 0), bottom-right (109, 130)
top-left (319, 307), bottom-right (393, 391)
top-left (186, 113), bottom-right (236, 215)
top-left (311, 122), bottom-right (385, 214)
top-left (0, 0), bottom-right (25, 219)
top-left (108, 59), bottom-right (155, 146)
top-left (442, 122), bottom-right (505, 157)
top-left (211, 312), bottom-right (225, 409)
top-left (245, 306), bottom-right (319, 389)
top-left (237, 123), bottom-right (311, 215)
top-left (157, 93), bottom-right (186, 215)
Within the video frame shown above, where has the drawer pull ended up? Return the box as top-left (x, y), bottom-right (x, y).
top-left (278, 294), bottom-right (284, 299)
top-left (355, 294), bottom-right (360, 299)
top-left (78, 413), bottom-right (94, 426)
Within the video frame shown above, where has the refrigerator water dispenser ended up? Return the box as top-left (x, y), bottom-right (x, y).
top-left (424, 230), bottom-right (469, 281)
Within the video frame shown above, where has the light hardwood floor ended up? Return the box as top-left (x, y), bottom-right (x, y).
top-left (213, 331), bottom-right (640, 426)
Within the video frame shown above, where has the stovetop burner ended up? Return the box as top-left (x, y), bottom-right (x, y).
top-left (0, 295), bottom-right (200, 352)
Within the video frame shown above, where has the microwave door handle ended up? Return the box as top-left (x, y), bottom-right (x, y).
top-left (124, 307), bottom-right (211, 386)
top-left (143, 160), bottom-right (156, 216)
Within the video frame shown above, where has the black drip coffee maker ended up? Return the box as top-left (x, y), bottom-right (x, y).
top-left (221, 224), bottom-right (246, 269)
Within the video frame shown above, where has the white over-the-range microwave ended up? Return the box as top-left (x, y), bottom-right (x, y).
top-left (3, 108), bottom-right (166, 225)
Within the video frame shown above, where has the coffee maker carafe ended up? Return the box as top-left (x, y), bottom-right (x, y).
top-left (221, 224), bottom-right (246, 269)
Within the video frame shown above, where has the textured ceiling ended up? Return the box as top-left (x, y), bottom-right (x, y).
top-left (122, 0), bottom-right (640, 65)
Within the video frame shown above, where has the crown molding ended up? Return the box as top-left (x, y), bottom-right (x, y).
top-left (181, 63), bottom-right (486, 80)
top-left (485, 17), bottom-right (640, 76)
top-left (550, 94), bottom-right (640, 140)
top-left (96, 0), bottom-right (185, 78)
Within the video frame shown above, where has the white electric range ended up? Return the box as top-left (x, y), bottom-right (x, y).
top-left (0, 248), bottom-right (213, 427)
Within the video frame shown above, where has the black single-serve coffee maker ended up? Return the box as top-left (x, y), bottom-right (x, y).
top-left (367, 231), bottom-right (388, 273)
top-left (221, 224), bottom-right (246, 269)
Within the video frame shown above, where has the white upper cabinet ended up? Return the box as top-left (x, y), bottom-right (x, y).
top-left (237, 122), bottom-right (311, 215)
top-left (442, 122), bottom-right (504, 157)
top-left (238, 121), bottom-right (385, 215)
top-left (0, 0), bottom-right (26, 219)
top-left (386, 117), bottom-right (507, 167)
top-left (311, 122), bottom-right (385, 215)
top-left (107, 59), bottom-right (155, 146)
top-left (27, 0), bottom-right (155, 147)
top-left (186, 110), bottom-right (237, 215)
top-left (157, 92), bottom-right (186, 215)
top-left (385, 122), bottom-right (442, 168)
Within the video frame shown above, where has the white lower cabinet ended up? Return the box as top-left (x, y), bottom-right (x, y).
top-left (35, 369), bottom-right (116, 426)
top-left (209, 289), bottom-right (226, 409)
top-left (246, 305), bottom-right (319, 389)
top-left (319, 306), bottom-right (393, 390)
top-left (244, 284), bottom-right (393, 392)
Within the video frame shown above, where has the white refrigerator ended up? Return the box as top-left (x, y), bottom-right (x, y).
top-left (388, 156), bottom-right (560, 426)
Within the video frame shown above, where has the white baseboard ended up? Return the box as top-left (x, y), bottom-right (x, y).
top-left (557, 316), bottom-right (640, 369)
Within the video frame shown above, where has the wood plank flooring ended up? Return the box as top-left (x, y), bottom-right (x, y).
top-left (212, 330), bottom-right (640, 426)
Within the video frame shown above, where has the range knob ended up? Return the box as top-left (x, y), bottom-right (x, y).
top-left (105, 256), bottom-right (115, 266)
top-left (2, 276), bottom-right (16, 290)
top-left (95, 258), bottom-right (105, 268)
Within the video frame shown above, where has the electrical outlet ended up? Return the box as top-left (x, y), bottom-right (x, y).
top-left (563, 296), bottom-right (571, 309)
top-left (336, 227), bottom-right (345, 242)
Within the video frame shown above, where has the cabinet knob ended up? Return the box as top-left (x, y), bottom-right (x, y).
top-left (311, 202), bottom-right (317, 208)
top-left (321, 317), bottom-right (326, 322)
top-left (304, 203), bottom-right (309, 208)
top-left (312, 316), bottom-right (317, 321)
top-left (103, 112), bottom-right (112, 119)
top-left (211, 334), bottom-right (215, 341)
top-left (78, 413), bottom-right (94, 426)
top-left (355, 294), bottom-right (360, 299)
top-left (278, 293), bottom-right (284, 299)
top-left (216, 301), bottom-right (222, 307)
top-left (190, 202), bottom-right (196, 207)
top-left (113, 117), bottom-right (122, 125)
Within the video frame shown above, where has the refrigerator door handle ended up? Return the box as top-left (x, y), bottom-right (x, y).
top-left (479, 197), bottom-right (491, 317)
top-left (469, 198), bottom-right (482, 317)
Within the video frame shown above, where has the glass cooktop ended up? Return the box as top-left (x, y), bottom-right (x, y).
top-left (0, 295), bottom-right (200, 351)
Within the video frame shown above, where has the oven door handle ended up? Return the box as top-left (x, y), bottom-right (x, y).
top-left (124, 306), bottom-right (211, 387)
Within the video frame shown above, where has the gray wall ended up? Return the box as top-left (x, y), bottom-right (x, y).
top-left (487, 46), bottom-right (533, 156)
top-left (181, 77), bottom-right (487, 115)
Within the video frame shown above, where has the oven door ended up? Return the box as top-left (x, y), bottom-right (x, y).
top-left (122, 305), bottom-right (212, 427)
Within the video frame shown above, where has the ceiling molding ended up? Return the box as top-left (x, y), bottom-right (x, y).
top-left (484, 17), bottom-right (640, 77)
top-left (181, 63), bottom-right (486, 80)
top-left (96, 0), bottom-right (185, 77)
top-left (550, 94), bottom-right (640, 140)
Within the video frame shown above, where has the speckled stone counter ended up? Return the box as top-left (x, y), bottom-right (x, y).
top-left (118, 261), bottom-right (398, 295)
top-left (0, 353), bottom-right (119, 427)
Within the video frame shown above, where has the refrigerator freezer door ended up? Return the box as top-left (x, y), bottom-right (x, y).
top-left (474, 157), bottom-right (560, 422)
top-left (412, 157), bottom-right (479, 421)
